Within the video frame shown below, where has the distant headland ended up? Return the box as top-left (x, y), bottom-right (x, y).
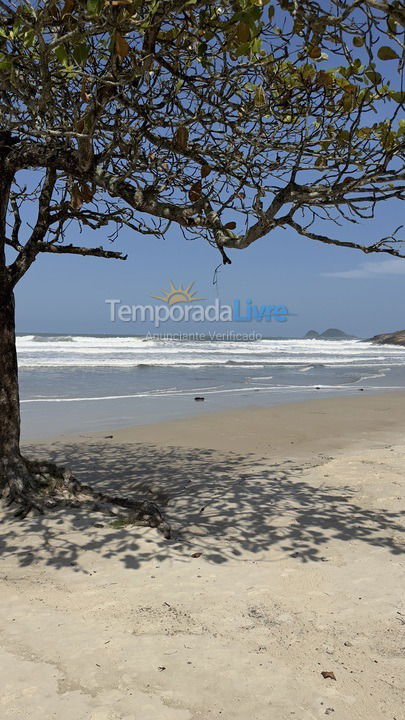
top-left (304, 328), bottom-right (356, 340)
top-left (368, 330), bottom-right (405, 347)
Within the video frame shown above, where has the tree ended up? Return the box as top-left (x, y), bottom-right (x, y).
top-left (0, 0), bottom-right (404, 527)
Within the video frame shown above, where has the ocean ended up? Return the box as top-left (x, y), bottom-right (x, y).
top-left (17, 334), bottom-right (405, 440)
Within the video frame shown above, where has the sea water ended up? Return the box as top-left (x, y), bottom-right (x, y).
top-left (17, 334), bottom-right (405, 440)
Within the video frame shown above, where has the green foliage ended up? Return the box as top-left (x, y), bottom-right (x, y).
top-left (54, 44), bottom-right (69, 67)
top-left (87, 0), bottom-right (104, 16)
top-left (72, 43), bottom-right (89, 65)
top-left (0, 0), bottom-right (403, 249)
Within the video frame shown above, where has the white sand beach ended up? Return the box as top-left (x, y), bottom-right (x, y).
top-left (1, 393), bottom-right (405, 719)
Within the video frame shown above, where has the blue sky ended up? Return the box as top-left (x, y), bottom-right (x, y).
top-left (14, 191), bottom-right (404, 338)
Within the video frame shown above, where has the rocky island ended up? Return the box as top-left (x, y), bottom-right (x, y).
top-left (368, 330), bottom-right (405, 347)
top-left (304, 328), bottom-right (356, 340)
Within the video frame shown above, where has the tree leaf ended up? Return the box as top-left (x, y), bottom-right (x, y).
top-left (254, 85), bottom-right (266, 107)
top-left (377, 46), bottom-right (399, 61)
top-left (365, 70), bottom-right (382, 85)
top-left (189, 180), bottom-right (202, 202)
top-left (316, 71), bottom-right (334, 88)
top-left (225, 221), bottom-right (236, 230)
top-left (54, 44), bottom-right (69, 67)
top-left (337, 129), bottom-right (350, 144)
top-left (342, 93), bottom-right (353, 112)
top-left (201, 164), bottom-right (212, 178)
top-left (87, 0), bottom-right (104, 15)
top-left (391, 91), bottom-right (405, 103)
top-left (80, 80), bottom-right (91, 103)
top-left (73, 43), bottom-right (89, 65)
top-left (0, 54), bottom-right (12, 72)
top-left (80, 183), bottom-right (93, 203)
top-left (237, 22), bottom-right (250, 44)
top-left (115, 33), bottom-right (130, 58)
top-left (71, 184), bottom-right (83, 210)
top-left (23, 29), bottom-right (37, 48)
top-left (387, 16), bottom-right (399, 35)
top-left (175, 125), bottom-right (189, 148)
top-left (353, 37), bottom-right (364, 48)
top-left (308, 46), bottom-right (321, 59)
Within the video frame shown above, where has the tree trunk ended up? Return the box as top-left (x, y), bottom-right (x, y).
top-left (0, 277), bottom-right (170, 534)
top-left (0, 167), bottom-right (170, 534)
top-left (0, 286), bottom-right (28, 500)
top-left (0, 164), bottom-right (33, 502)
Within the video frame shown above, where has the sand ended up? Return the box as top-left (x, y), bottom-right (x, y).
top-left (1, 392), bottom-right (405, 719)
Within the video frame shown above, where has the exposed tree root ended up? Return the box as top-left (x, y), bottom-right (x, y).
top-left (0, 457), bottom-right (171, 538)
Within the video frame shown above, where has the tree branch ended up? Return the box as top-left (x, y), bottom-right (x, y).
top-left (36, 243), bottom-right (127, 260)
top-left (8, 168), bottom-right (57, 284)
top-left (287, 219), bottom-right (405, 257)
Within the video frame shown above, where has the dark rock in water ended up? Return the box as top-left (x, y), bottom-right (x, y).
top-left (368, 330), bottom-right (405, 347)
top-left (320, 328), bottom-right (356, 339)
top-left (304, 328), bottom-right (356, 340)
top-left (194, 396), bottom-right (205, 401)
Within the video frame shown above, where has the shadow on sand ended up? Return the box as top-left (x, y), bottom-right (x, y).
top-left (1, 439), bottom-right (404, 572)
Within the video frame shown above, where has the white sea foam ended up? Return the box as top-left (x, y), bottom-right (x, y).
top-left (16, 335), bottom-right (405, 370)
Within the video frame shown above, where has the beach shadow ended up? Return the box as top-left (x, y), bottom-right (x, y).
top-left (1, 439), bottom-right (404, 571)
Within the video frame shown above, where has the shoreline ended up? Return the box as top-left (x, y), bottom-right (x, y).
top-left (23, 389), bottom-right (405, 458)
top-left (21, 383), bottom-right (388, 442)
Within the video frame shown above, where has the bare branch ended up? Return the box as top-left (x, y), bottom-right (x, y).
top-left (287, 219), bottom-right (405, 258)
top-left (36, 243), bottom-right (127, 260)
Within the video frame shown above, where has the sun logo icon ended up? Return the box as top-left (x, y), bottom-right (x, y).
top-left (151, 281), bottom-right (204, 306)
